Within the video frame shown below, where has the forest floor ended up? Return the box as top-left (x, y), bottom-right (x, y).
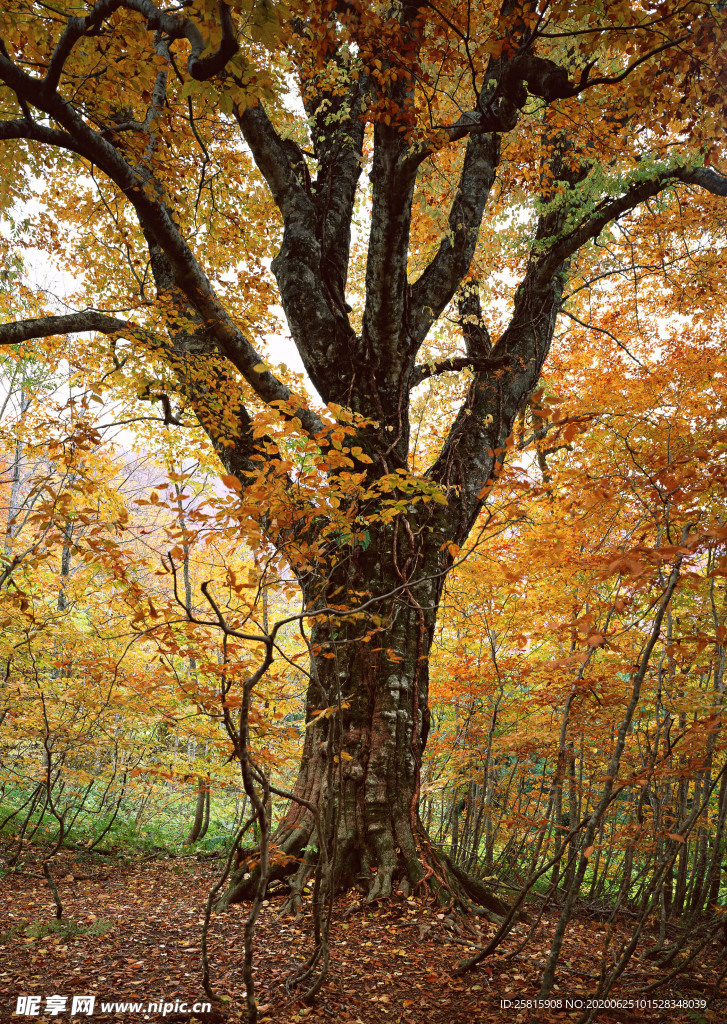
top-left (1, 851), bottom-right (725, 1024)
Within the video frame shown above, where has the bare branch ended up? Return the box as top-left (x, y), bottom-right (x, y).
top-left (560, 309), bottom-right (646, 368)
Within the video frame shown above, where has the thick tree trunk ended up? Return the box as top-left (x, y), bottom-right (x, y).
top-left (217, 527), bottom-right (509, 919)
top-left (215, 260), bottom-right (567, 917)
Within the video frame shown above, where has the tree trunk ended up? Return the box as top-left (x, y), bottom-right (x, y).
top-left (217, 528), bottom-right (509, 919)
top-left (200, 783), bottom-right (211, 841)
top-left (186, 777), bottom-right (209, 845)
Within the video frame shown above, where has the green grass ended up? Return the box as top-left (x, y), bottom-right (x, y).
top-left (0, 918), bottom-right (114, 943)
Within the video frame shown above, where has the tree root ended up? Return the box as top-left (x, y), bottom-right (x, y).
top-left (414, 834), bottom-right (513, 923)
top-left (214, 831), bottom-right (308, 910)
top-left (215, 825), bottom-right (515, 928)
top-left (279, 848), bottom-right (318, 918)
top-left (366, 864), bottom-right (394, 902)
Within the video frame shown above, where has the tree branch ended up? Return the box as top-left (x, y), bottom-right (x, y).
top-left (41, 0), bottom-right (238, 93)
top-left (44, 0), bottom-right (124, 95)
top-left (457, 281), bottom-right (492, 359)
top-left (427, 261), bottom-right (562, 526)
top-left (235, 105), bottom-right (314, 223)
top-left (362, 122), bottom-right (419, 370)
top-left (534, 164), bottom-right (727, 287)
top-left (676, 165), bottom-right (727, 197)
top-left (426, 148), bottom-right (726, 539)
top-left (0, 52), bottom-right (324, 440)
top-left (430, 33), bottom-right (692, 146)
top-left (410, 353), bottom-right (509, 389)
top-left (233, 103), bottom-right (357, 406)
top-left (408, 132), bottom-right (500, 345)
top-left (186, 2), bottom-right (238, 82)
top-left (0, 311), bottom-right (137, 346)
top-left (426, 123), bottom-right (588, 532)
top-left (561, 309), bottom-right (645, 368)
top-left (0, 116), bottom-right (82, 153)
top-left (303, 60), bottom-right (367, 327)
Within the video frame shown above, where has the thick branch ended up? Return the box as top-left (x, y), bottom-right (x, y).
top-left (362, 123), bottom-right (419, 369)
top-left (235, 105), bottom-right (314, 223)
top-left (428, 264), bottom-right (562, 528)
top-left (534, 164), bottom-right (727, 287)
top-left (427, 154), bottom-right (726, 537)
top-left (235, 104), bottom-right (356, 405)
top-left (44, 0), bottom-right (124, 94)
top-left (398, 29), bottom-right (701, 352)
top-left (0, 309), bottom-right (267, 480)
top-left (0, 117), bottom-right (82, 153)
top-left (139, 233), bottom-right (299, 483)
top-left (304, 63), bottom-right (367, 327)
top-left (186, 2), bottom-right (238, 82)
top-left (408, 132), bottom-right (500, 345)
top-left (676, 166), bottom-right (727, 197)
top-left (0, 312), bottom-right (133, 345)
top-left (433, 36), bottom-right (692, 146)
top-left (457, 282), bottom-right (492, 359)
top-left (41, 0), bottom-right (238, 93)
top-left (427, 125), bottom-right (585, 532)
top-left (231, 42), bottom-right (366, 394)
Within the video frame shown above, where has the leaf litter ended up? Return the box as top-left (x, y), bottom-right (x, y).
top-left (1, 852), bottom-right (725, 1023)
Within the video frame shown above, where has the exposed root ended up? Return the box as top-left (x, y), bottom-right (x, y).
top-left (215, 822), bottom-right (514, 930)
top-left (280, 848), bottom-right (318, 918)
top-left (215, 832), bottom-right (308, 910)
top-left (409, 830), bottom-right (510, 922)
top-left (366, 864), bottom-right (393, 903)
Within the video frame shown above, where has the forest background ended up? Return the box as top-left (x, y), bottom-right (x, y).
top-left (0, 1), bottom-right (727, 1022)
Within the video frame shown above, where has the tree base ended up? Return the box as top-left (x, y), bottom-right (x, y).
top-left (215, 825), bottom-right (511, 923)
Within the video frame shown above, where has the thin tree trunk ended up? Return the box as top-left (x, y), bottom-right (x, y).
top-left (186, 778), bottom-right (208, 844)
top-left (5, 384), bottom-right (30, 557)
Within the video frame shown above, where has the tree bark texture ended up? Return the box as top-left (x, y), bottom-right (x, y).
top-left (217, 530), bottom-right (511, 915)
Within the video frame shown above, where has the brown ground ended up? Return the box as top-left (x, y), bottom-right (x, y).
top-left (1, 852), bottom-right (725, 1024)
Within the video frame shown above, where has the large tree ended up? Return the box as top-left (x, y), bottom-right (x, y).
top-left (0, 0), bottom-right (725, 908)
